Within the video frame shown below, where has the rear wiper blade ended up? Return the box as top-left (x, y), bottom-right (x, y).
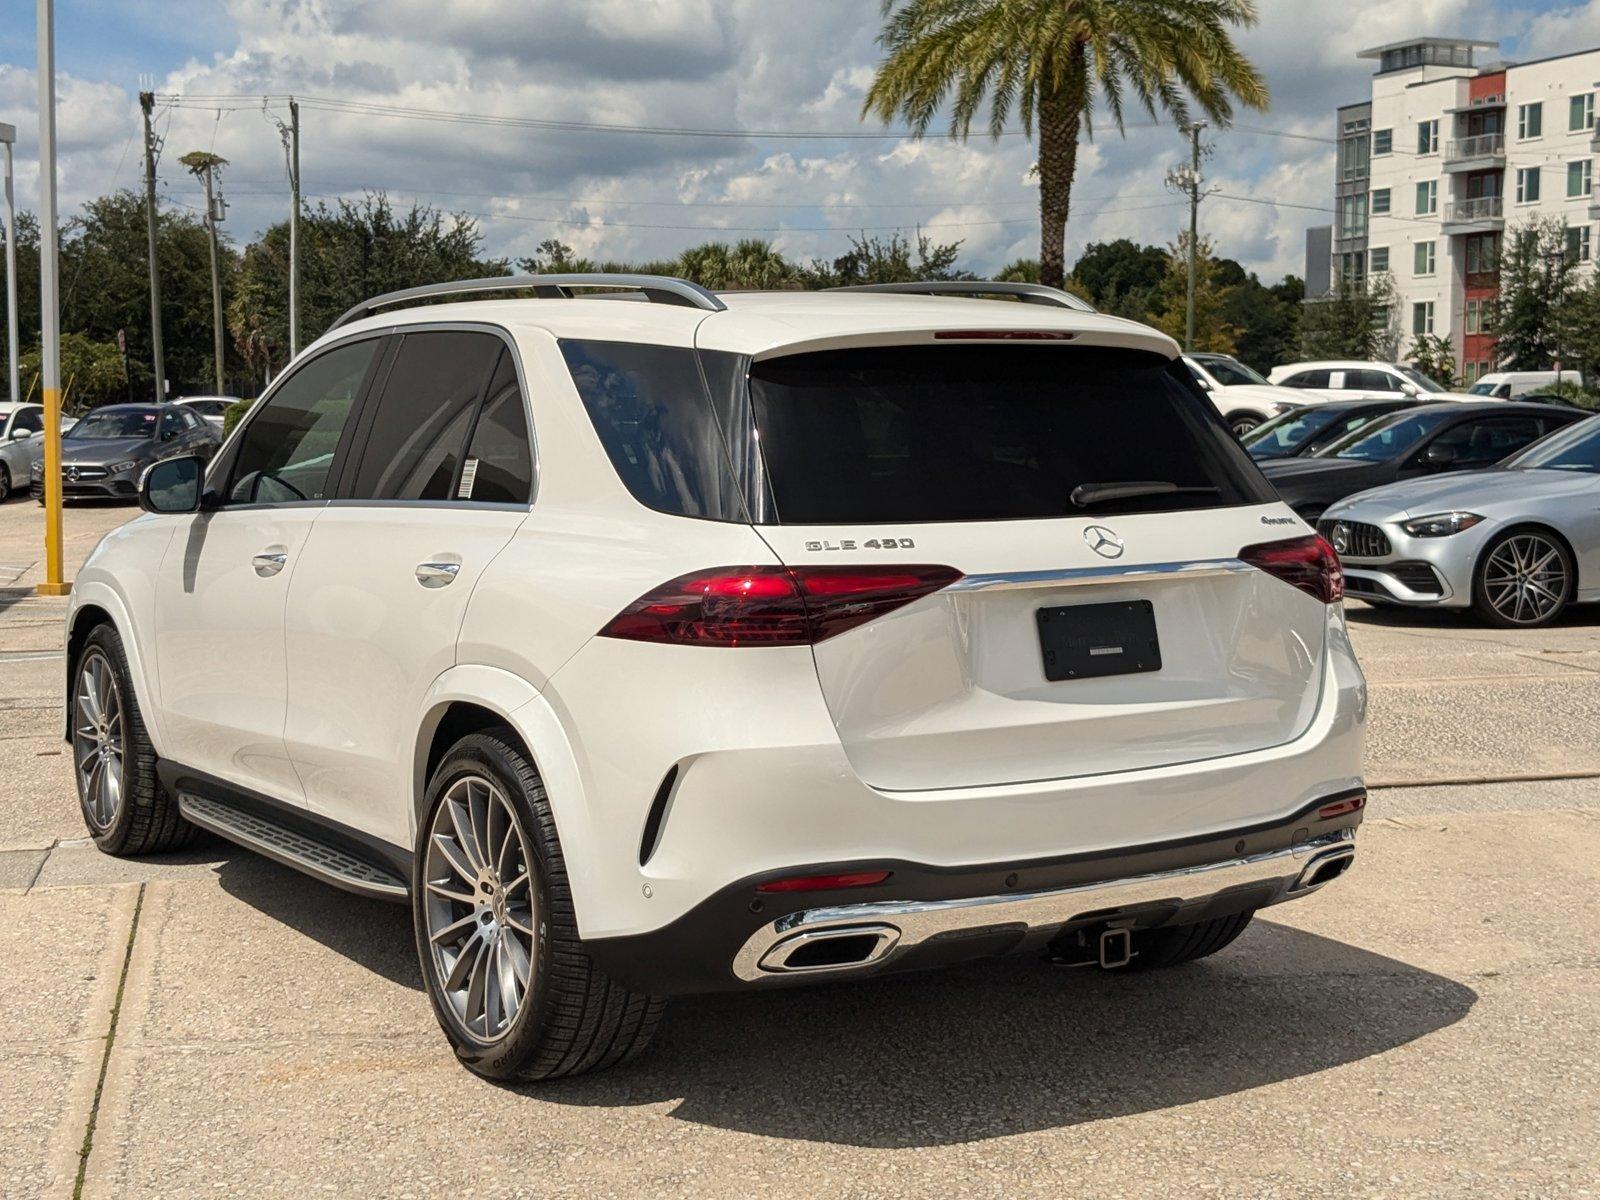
top-left (1069, 481), bottom-right (1221, 508)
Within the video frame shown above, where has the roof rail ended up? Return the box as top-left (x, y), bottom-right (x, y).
top-left (828, 280), bottom-right (1097, 313)
top-left (329, 272), bottom-right (727, 331)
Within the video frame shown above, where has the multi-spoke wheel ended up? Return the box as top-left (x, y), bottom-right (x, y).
top-left (1473, 529), bottom-right (1573, 628)
top-left (412, 729), bottom-right (667, 1080)
top-left (422, 775), bottom-right (538, 1044)
top-left (1227, 412), bottom-right (1262, 437)
top-left (74, 648), bottom-right (126, 832)
top-left (70, 623), bottom-right (196, 855)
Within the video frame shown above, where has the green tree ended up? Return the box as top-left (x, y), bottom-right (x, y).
top-left (1489, 217), bottom-right (1578, 370)
top-left (1408, 333), bottom-right (1459, 390)
top-left (1148, 233), bottom-right (1237, 353)
top-left (517, 239), bottom-right (596, 274)
top-left (0, 211), bottom-right (42, 394)
top-left (1300, 270), bottom-right (1398, 361)
top-left (809, 231), bottom-right (970, 286)
top-left (230, 194), bottom-right (508, 382)
top-left (675, 239), bottom-right (801, 289)
top-left (1561, 275), bottom-right (1600, 388)
top-left (995, 257), bottom-right (1039, 282)
top-left (1221, 272), bottom-right (1301, 373)
top-left (1069, 238), bottom-right (1167, 318)
top-left (20, 331), bottom-right (127, 412)
top-left (862, 0), bottom-right (1268, 288)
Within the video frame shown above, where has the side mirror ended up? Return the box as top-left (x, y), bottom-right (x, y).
top-left (9, 427), bottom-right (30, 440)
top-left (1423, 442), bottom-right (1458, 468)
top-left (1399, 382), bottom-right (1421, 397)
top-left (139, 455), bottom-right (204, 514)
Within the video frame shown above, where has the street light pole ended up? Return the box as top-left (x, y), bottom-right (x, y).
top-left (138, 92), bottom-right (167, 400)
top-left (180, 151), bottom-right (229, 396)
top-left (0, 122), bottom-right (19, 407)
top-left (36, 0), bottom-right (67, 596)
top-left (288, 97), bottom-right (300, 358)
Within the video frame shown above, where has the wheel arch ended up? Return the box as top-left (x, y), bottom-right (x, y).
top-left (64, 589), bottom-right (163, 750)
top-left (1473, 521), bottom-right (1580, 614)
top-left (412, 666), bottom-right (601, 924)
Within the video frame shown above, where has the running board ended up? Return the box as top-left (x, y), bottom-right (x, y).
top-left (178, 791), bottom-right (409, 901)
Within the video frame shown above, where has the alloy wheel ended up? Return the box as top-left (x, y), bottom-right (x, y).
top-left (73, 649), bottom-right (126, 830)
top-left (422, 775), bottom-right (538, 1043)
top-left (1482, 533), bottom-right (1568, 625)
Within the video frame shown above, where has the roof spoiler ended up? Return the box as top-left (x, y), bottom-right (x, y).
top-left (827, 280), bottom-right (1097, 313)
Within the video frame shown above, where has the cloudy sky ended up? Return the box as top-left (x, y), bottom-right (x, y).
top-left (1, 0), bottom-right (1596, 282)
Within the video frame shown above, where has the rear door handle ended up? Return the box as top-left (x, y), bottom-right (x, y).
top-left (252, 551), bottom-right (288, 577)
top-left (416, 561), bottom-right (461, 588)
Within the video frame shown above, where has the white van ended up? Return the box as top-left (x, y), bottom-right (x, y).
top-left (1468, 370), bottom-right (1581, 398)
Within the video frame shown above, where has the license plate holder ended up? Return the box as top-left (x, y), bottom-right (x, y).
top-left (1036, 600), bottom-right (1161, 682)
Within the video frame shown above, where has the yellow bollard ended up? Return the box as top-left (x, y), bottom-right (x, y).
top-left (36, 384), bottom-right (69, 596)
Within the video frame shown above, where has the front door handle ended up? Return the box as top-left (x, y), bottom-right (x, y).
top-left (252, 551), bottom-right (288, 578)
top-left (416, 561), bottom-right (461, 588)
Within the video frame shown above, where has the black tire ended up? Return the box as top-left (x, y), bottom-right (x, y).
top-left (1123, 910), bottom-right (1255, 971)
top-left (1471, 527), bottom-right (1574, 628)
top-left (413, 729), bottom-right (667, 1081)
top-left (0, 463), bottom-right (11, 502)
top-left (72, 623), bottom-right (198, 856)
top-left (1226, 411), bottom-right (1262, 437)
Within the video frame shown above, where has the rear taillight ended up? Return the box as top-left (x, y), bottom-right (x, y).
top-left (599, 564), bottom-right (962, 647)
top-left (1238, 534), bottom-right (1344, 604)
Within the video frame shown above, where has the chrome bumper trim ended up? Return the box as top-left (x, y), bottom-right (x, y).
top-left (732, 827), bottom-right (1355, 982)
top-left (949, 558), bottom-right (1253, 593)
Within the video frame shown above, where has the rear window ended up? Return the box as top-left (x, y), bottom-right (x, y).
top-left (747, 345), bottom-right (1274, 523)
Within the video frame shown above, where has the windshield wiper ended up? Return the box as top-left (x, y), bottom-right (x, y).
top-left (1069, 481), bottom-right (1221, 508)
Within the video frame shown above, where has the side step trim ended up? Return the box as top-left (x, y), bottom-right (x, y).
top-left (178, 792), bottom-right (409, 902)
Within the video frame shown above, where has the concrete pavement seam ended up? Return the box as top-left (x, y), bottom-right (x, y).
top-left (23, 841), bottom-right (54, 892)
top-left (1369, 769), bottom-right (1600, 790)
top-left (71, 882), bottom-right (144, 1200)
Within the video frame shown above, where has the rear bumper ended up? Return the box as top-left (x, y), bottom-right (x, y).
top-left (584, 797), bottom-right (1363, 994)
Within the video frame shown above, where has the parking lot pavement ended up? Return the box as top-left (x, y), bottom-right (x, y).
top-left (1, 498), bottom-right (1598, 1195)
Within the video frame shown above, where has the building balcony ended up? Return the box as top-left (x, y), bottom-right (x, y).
top-left (1442, 195), bottom-right (1504, 234)
top-left (1444, 132), bottom-right (1505, 172)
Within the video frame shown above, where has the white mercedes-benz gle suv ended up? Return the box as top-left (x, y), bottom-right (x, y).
top-left (65, 275), bottom-right (1366, 1080)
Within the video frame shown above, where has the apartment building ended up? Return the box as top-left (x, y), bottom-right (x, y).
top-left (1318, 36), bottom-right (1599, 382)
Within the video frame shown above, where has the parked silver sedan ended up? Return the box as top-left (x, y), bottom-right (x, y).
top-left (1319, 414), bottom-right (1600, 627)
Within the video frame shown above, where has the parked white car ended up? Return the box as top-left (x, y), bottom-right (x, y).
top-left (1181, 353), bottom-right (1298, 435)
top-left (1269, 360), bottom-right (1454, 402)
top-left (64, 275), bottom-right (1366, 1080)
top-left (0, 402), bottom-right (76, 502)
top-left (1467, 370), bottom-right (1581, 399)
top-left (173, 395), bottom-right (241, 429)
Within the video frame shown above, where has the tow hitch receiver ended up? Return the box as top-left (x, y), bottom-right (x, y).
top-left (1099, 927), bottom-right (1133, 969)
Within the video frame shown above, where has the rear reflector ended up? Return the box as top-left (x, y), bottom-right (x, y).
top-left (757, 870), bottom-right (892, 893)
top-left (1238, 534), bottom-right (1344, 604)
top-left (599, 564), bottom-right (962, 647)
top-left (932, 329), bottom-right (1075, 340)
top-left (1317, 794), bottom-right (1366, 820)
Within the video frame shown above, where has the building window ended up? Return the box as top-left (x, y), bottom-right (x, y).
top-left (1465, 298), bottom-right (1483, 334)
top-left (1371, 187), bottom-right (1391, 215)
top-left (1412, 301), bottom-right (1435, 336)
top-left (1417, 119), bottom-right (1439, 155)
top-left (1339, 132), bottom-right (1370, 181)
top-left (1569, 225), bottom-right (1593, 264)
top-left (1415, 179), bottom-right (1438, 215)
top-left (1570, 160), bottom-right (1594, 198)
top-left (1516, 167), bottom-right (1541, 203)
top-left (1369, 246), bottom-right (1390, 273)
top-left (1570, 93), bottom-right (1596, 132)
top-left (1414, 241), bottom-right (1436, 276)
top-left (1465, 233), bottom-right (1500, 275)
top-left (1373, 128), bottom-right (1393, 155)
top-left (1339, 193), bottom-right (1368, 238)
top-left (1518, 102), bottom-right (1543, 140)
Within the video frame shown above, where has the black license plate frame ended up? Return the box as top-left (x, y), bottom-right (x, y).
top-left (1035, 599), bottom-right (1162, 682)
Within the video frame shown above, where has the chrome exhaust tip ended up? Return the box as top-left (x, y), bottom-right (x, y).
top-left (756, 923), bottom-right (900, 974)
top-left (1291, 846), bottom-right (1355, 894)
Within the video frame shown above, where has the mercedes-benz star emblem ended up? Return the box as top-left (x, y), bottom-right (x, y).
top-left (1084, 525), bottom-right (1125, 559)
top-left (1331, 522), bottom-right (1350, 554)
top-left (66, 466), bottom-right (79, 482)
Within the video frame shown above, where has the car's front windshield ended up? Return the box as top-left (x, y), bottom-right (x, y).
top-left (1503, 415), bottom-right (1600, 472)
top-left (1326, 409), bottom-right (1454, 461)
top-left (1397, 365), bottom-right (1446, 393)
top-left (1243, 406), bottom-right (1340, 457)
top-left (1468, 381), bottom-right (1497, 396)
top-left (1195, 356), bottom-right (1269, 387)
top-left (66, 410), bottom-right (158, 440)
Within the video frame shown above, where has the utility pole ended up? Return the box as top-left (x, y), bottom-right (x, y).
top-left (36, 0), bottom-right (67, 596)
top-left (181, 151), bottom-right (229, 395)
top-left (288, 98), bottom-right (300, 358)
top-left (1184, 122), bottom-right (1206, 353)
top-left (138, 91), bottom-right (166, 401)
top-left (0, 122), bottom-right (19, 407)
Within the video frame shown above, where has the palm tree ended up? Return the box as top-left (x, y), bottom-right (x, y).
top-left (862, 0), bottom-right (1269, 288)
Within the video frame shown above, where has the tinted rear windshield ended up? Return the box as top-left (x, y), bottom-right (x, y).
top-left (564, 340), bottom-right (1275, 524)
top-left (747, 345), bottom-right (1274, 523)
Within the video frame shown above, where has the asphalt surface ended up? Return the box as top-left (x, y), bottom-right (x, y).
top-left (2, 500), bottom-right (1598, 1198)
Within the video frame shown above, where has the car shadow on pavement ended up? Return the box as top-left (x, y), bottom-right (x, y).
top-left (214, 854), bottom-right (1477, 1148)
top-left (1346, 600), bottom-right (1600, 630)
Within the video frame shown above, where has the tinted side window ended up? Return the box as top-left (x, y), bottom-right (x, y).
top-left (561, 340), bottom-right (746, 520)
top-left (1285, 370), bottom-right (1331, 389)
top-left (13, 407), bottom-right (43, 434)
top-left (230, 340), bottom-right (377, 504)
top-left (1430, 416), bottom-right (1545, 465)
top-left (349, 331), bottom-right (502, 501)
top-left (160, 409), bottom-right (185, 438)
top-left (1347, 370), bottom-right (1397, 391)
top-left (459, 350), bottom-right (534, 504)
